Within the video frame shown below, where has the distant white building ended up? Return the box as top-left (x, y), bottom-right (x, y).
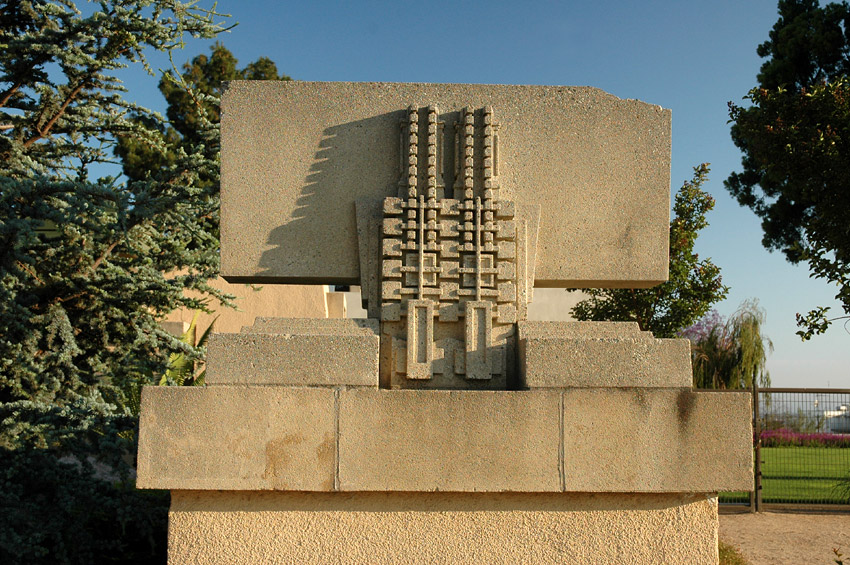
top-left (825, 404), bottom-right (850, 434)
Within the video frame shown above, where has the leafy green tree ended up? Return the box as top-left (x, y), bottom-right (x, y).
top-left (571, 164), bottom-right (728, 338)
top-left (682, 301), bottom-right (773, 389)
top-left (726, 0), bottom-right (850, 339)
top-left (754, 0), bottom-right (850, 92)
top-left (0, 2), bottom-right (229, 562)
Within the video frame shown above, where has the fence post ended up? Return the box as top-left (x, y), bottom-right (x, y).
top-left (752, 380), bottom-right (762, 512)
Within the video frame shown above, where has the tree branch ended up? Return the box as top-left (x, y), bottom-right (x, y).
top-left (0, 81), bottom-right (22, 109)
top-left (15, 260), bottom-right (43, 285)
top-left (23, 80), bottom-right (88, 148)
top-left (56, 292), bottom-right (84, 304)
top-left (91, 240), bottom-right (120, 272)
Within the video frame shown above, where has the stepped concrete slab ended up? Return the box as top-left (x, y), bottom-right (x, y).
top-left (517, 320), bottom-right (689, 388)
top-left (136, 386), bottom-right (335, 491)
top-left (519, 336), bottom-right (692, 388)
top-left (220, 82), bottom-right (671, 288)
top-left (243, 317), bottom-right (378, 335)
top-left (168, 491), bottom-right (719, 565)
top-left (206, 329), bottom-right (379, 386)
top-left (137, 387), bottom-right (752, 493)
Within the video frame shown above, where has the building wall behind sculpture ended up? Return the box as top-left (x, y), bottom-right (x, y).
top-left (163, 279), bottom-right (338, 336)
top-left (527, 288), bottom-right (588, 321)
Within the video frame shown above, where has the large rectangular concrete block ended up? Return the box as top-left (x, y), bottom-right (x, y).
top-left (520, 337), bottom-right (691, 388)
top-left (518, 320), bottom-right (691, 388)
top-left (338, 389), bottom-right (562, 492)
top-left (220, 82), bottom-right (671, 288)
top-left (136, 386), bottom-right (336, 491)
top-left (137, 387), bottom-right (750, 494)
top-left (168, 491), bottom-right (719, 565)
top-left (205, 329), bottom-right (379, 386)
top-left (561, 389), bottom-right (752, 492)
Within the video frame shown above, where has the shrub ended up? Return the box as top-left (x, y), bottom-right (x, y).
top-left (760, 428), bottom-right (850, 448)
top-left (0, 401), bottom-right (168, 565)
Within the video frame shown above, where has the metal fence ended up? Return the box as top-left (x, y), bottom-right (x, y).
top-left (707, 386), bottom-right (850, 511)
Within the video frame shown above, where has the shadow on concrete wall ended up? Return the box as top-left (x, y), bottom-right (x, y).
top-left (256, 108), bottom-right (469, 286)
top-left (257, 112), bottom-right (402, 285)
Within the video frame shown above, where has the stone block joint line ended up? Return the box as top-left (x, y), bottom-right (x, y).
top-left (333, 387), bottom-right (340, 491)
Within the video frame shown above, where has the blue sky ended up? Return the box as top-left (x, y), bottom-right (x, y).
top-left (123, 0), bottom-right (848, 387)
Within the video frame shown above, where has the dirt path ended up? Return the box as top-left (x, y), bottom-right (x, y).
top-left (719, 510), bottom-right (850, 565)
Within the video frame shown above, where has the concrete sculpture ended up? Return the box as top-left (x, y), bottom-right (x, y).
top-left (372, 104), bottom-right (534, 387)
top-left (137, 82), bottom-right (752, 564)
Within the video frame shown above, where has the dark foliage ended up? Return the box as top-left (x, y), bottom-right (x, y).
top-left (727, 0), bottom-right (850, 338)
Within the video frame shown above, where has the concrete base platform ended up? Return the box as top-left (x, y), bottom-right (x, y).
top-left (137, 387), bottom-right (752, 493)
top-left (168, 490), bottom-right (719, 564)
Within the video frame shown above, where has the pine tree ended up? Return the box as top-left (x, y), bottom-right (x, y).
top-left (116, 42), bottom-right (290, 183)
top-left (0, 2), bottom-right (230, 562)
top-left (0, 1), bottom-right (229, 408)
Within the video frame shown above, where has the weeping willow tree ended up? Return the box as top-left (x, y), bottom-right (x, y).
top-left (684, 300), bottom-right (773, 389)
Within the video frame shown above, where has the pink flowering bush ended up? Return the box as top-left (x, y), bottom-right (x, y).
top-left (760, 428), bottom-right (850, 448)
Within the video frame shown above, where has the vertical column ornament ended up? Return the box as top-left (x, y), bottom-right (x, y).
top-left (380, 105), bottom-right (527, 389)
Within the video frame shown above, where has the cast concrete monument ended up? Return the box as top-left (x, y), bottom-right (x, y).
top-left (137, 82), bottom-right (752, 564)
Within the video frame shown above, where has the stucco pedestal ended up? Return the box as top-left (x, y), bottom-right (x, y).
top-left (169, 491), bottom-right (719, 565)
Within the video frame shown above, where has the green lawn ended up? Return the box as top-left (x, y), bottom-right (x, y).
top-left (721, 446), bottom-right (850, 504)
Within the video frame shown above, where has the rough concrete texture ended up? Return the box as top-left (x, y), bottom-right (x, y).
top-left (138, 387), bottom-right (752, 493)
top-left (243, 317), bottom-right (378, 335)
top-left (220, 82), bottom-right (671, 288)
top-left (517, 320), bottom-right (690, 388)
top-left (136, 386), bottom-right (335, 491)
top-left (168, 491), bottom-right (720, 565)
top-left (520, 337), bottom-right (691, 388)
top-left (518, 320), bottom-right (652, 339)
top-left (562, 388), bottom-right (753, 492)
top-left (205, 323), bottom-right (379, 386)
top-left (338, 389), bottom-right (561, 492)
top-left (163, 279), bottom-right (329, 334)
